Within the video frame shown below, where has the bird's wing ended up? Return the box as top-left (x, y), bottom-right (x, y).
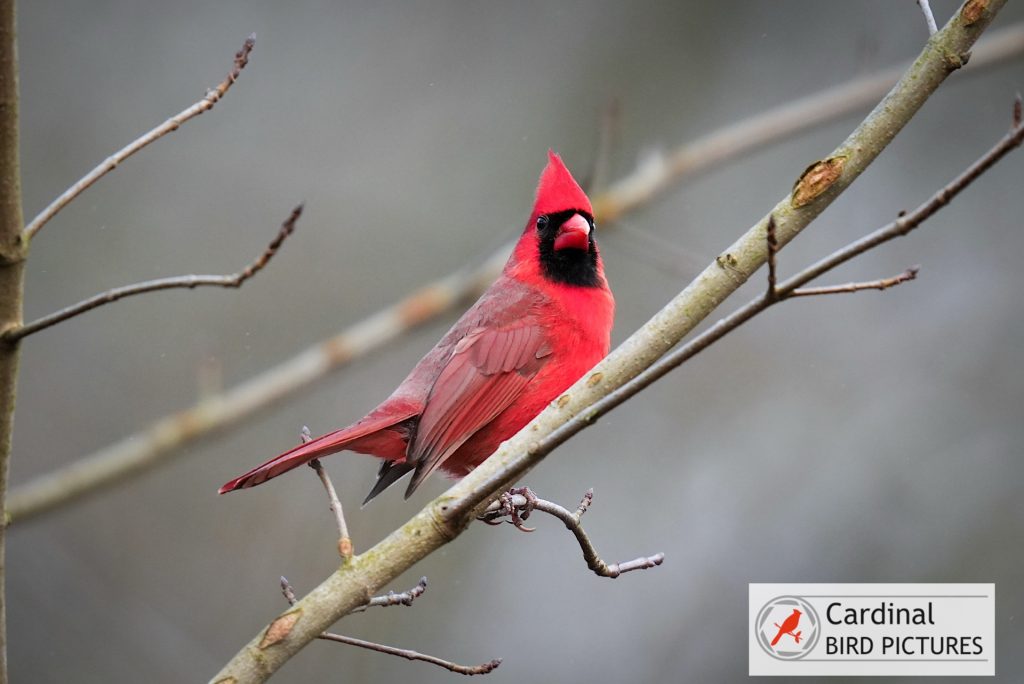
top-left (404, 319), bottom-right (551, 496)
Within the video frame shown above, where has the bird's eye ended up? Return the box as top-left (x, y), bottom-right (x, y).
top-left (536, 216), bottom-right (549, 231)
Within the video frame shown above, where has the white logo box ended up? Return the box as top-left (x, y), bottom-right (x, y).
top-left (749, 583), bottom-right (994, 676)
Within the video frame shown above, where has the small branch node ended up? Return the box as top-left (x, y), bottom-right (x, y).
top-left (354, 577), bottom-right (430, 612)
top-left (575, 488), bottom-right (594, 519)
top-left (280, 576), bottom-right (298, 605)
top-left (1013, 93), bottom-right (1022, 129)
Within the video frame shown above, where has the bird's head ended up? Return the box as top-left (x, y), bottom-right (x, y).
top-left (510, 150), bottom-right (603, 288)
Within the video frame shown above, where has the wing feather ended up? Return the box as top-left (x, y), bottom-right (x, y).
top-left (404, 319), bottom-right (549, 496)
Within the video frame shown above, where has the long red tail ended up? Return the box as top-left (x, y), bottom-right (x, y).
top-left (218, 412), bottom-right (413, 493)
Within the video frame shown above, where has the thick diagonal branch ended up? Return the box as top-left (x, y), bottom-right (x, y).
top-left (23, 34), bottom-right (256, 241)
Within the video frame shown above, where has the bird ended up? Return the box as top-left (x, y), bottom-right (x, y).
top-left (219, 151), bottom-right (615, 503)
top-left (770, 609), bottom-right (803, 647)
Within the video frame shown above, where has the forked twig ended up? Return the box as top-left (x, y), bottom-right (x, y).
top-left (480, 489), bottom-right (665, 579)
top-left (764, 213), bottom-right (919, 303)
top-left (280, 577), bottom-right (501, 676)
top-left (4, 204), bottom-right (301, 343)
top-left (24, 34), bottom-right (256, 241)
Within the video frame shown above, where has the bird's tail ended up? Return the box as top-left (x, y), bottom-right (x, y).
top-left (218, 412), bottom-right (413, 494)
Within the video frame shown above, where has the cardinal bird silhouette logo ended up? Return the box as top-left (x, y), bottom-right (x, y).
top-left (755, 596), bottom-right (820, 660)
top-left (770, 608), bottom-right (803, 646)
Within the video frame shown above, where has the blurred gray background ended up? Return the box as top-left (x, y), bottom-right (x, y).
top-left (9, 1), bottom-right (1024, 682)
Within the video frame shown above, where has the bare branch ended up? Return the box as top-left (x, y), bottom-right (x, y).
top-left (23, 34), bottom-right (256, 241)
top-left (918, 0), bottom-right (939, 36)
top-left (305, 427), bottom-right (353, 561)
top-left (11, 24), bottom-right (1024, 526)
top-left (4, 205), bottom-right (300, 343)
top-left (212, 7), bottom-right (1015, 680)
top-left (481, 490), bottom-right (665, 579)
top-left (789, 267), bottom-right (919, 297)
top-left (279, 576), bottom-right (500, 676)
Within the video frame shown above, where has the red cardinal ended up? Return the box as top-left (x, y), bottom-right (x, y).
top-left (770, 609), bottom-right (803, 647)
top-left (220, 151), bottom-right (614, 503)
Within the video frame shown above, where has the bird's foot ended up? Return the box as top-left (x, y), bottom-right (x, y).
top-left (478, 486), bottom-right (539, 532)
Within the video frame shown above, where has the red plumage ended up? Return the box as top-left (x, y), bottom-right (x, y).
top-left (219, 151), bottom-right (614, 502)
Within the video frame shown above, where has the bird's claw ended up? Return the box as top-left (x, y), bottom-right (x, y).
top-left (478, 486), bottom-right (539, 532)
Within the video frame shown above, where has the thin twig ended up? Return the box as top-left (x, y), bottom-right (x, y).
top-left (918, 0), bottom-right (939, 36)
top-left (23, 34), bottom-right (256, 241)
top-left (790, 267), bottom-right (919, 297)
top-left (314, 633), bottom-right (501, 676)
top-left (351, 577), bottom-right (428, 613)
top-left (4, 204), bottom-right (301, 343)
top-left (303, 426), bottom-right (353, 561)
top-left (11, 26), bottom-right (1024, 526)
top-left (279, 577), bottom-right (500, 676)
top-left (480, 490), bottom-right (665, 579)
